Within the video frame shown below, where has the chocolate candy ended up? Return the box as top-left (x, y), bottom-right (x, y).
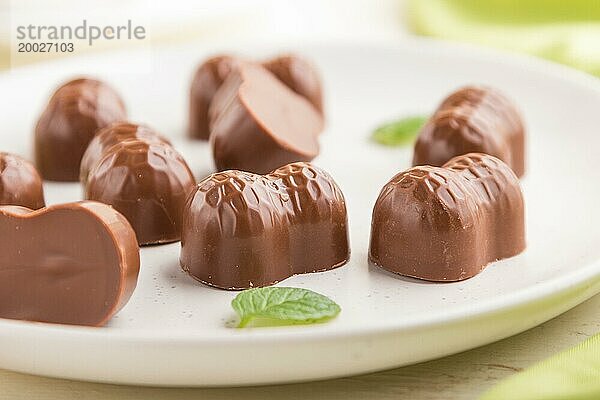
top-left (35, 78), bottom-right (127, 181)
top-left (263, 54), bottom-right (323, 113)
top-left (369, 153), bottom-right (525, 281)
top-left (188, 54), bottom-right (323, 141)
top-left (188, 55), bottom-right (239, 140)
top-left (0, 201), bottom-right (139, 326)
top-left (413, 86), bottom-right (525, 177)
top-left (80, 122), bottom-right (170, 185)
top-left (85, 138), bottom-right (196, 245)
top-left (180, 162), bottom-right (349, 290)
top-left (210, 63), bottom-right (323, 174)
top-left (0, 152), bottom-right (45, 209)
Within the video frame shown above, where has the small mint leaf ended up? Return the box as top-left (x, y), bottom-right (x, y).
top-left (231, 287), bottom-right (341, 328)
top-left (371, 115), bottom-right (428, 146)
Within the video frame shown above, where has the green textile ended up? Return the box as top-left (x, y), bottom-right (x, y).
top-left (408, 0), bottom-right (600, 76)
top-left (480, 333), bottom-right (600, 400)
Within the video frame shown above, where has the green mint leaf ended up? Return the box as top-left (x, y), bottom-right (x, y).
top-left (480, 332), bottom-right (600, 400)
top-left (371, 115), bottom-right (428, 146)
top-left (231, 287), bottom-right (341, 328)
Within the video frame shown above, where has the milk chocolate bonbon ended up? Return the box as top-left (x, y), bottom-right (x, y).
top-left (263, 54), bottom-right (323, 113)
top-left (85, 139), bottom-right (196, 245)
top-left (80, 122), bottom-right (170, 185)
top-left (370, 153), bottom-right (525, 281)
top-left (0, 201), bottom-right (139, 326)
top-left (0, 152), bottom-right (45, 209)
top-left (188, 54), bottom-right (323, 141)
top-left (209, 63), bottom-right (322, 174)
top-left (188, 55), bottom-right (239, 140)
top-left (180, 162), bottom-right (349, 290)
top-left (35, 78), bottom-right (127, 181)
top-left (413, 86), bottom-right (525, 177)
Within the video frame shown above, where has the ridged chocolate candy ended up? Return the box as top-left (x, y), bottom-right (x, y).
top-left (80, 122), bottom-right (170, 185)
top-left (370, 153), bottom-right (525, 281)
top-left (0, 201), bottom-right (139, 326)
top-left (413, 86), bottom-right (525, 177)
top-left (209, 63), bottom-right (322, 174)
top-left (85, 140), bottom-right (196, 245)
top-left (35, 78), bottom-right (127, 181)
top-left (180, 162), bottom-right (349, 290)
top-left (0, 152), bottom-right (45, 209)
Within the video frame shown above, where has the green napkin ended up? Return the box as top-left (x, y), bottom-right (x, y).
top-left (480, 332), bottom-right (600, 400)
top-left (408, 0), bottom-right (600, 76)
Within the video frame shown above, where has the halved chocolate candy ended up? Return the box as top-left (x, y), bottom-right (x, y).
top-left (0, 152), bottom-right (45, 209)
top-left (35, 78), bottom-right (127, 181)
top-left (370, 153), bottom-right (525, 281)
top-left (188, 55), bottom-right (240, 140)
top-left (80, 122), bottom-right (170, 186)
top-left (263, 54), bottom-right (323, 114)
top-left (209, 63), bottom-right (323, 174)
top-left (180, 162), bottom-right (349, 290)
top-left (188, 53), bottom-right (324, 141)
top-left (85, 139), bottom-right (196, 245)
top-left (0, 201), bottom-right (139, 326)
top-left (413, 86), bottom-right (525, 177)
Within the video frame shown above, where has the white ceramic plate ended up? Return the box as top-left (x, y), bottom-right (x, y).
top-left (0, 39), bottom-right (599, 387)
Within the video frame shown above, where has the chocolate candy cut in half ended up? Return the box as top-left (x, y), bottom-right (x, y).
top-left (188, 53), bottom-right (323, 141)
top-left (180, 162), bottom-right (349, 290)
top-left (0, 201), bottom-right (139, 326)
top-left (209, 63), bottom-right (323, 174)
top-left (35, 78), bottom-right (127, 181)
top-left (370, 153), bottom-right (525, 281)
top-left (262, 54), bottom-right (324, 114)
top-left (0, 152), bottom-right (45, 209)
top-left (413, 86), bottom-right (525, 177)
top-left (188, 55), bottom-right (240, 140)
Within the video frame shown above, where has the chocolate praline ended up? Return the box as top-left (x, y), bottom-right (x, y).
top-left (188, 53), bottom-right (324, 141)
top-left (35, 78), bottom-right (127, 181)
top-left (263, 54), bottom-right (323, 114)
top-left (370, 153), bottom-right (525, 281)
top-left (188, 55), bottom-right (239, 140)
top-left (85, 140), bottom-right (196, 245)
top-left (209, 63), bottom-right (322, 174)
top-left (0, 152), bottom-right (45, 209)
top-left (180, 162), bottom-right (349, 290)
top-left (0, 201), bottom-right (139, 326)
top-left (80, 122), bottom-right (170, 185)
top-left (413, 86), bottom-right (525, 177)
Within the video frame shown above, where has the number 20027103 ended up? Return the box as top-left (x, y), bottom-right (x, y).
top-left (17, 42), bottom-right (74, 53)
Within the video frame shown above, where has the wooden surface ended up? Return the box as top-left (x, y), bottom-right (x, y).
top-left (1, 293), bottom-right (598, 400)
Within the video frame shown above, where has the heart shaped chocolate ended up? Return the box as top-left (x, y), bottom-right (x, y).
top-left (370, 153), bottom-right (525, 281)
top-left (0, 201), bottom-right (139, 326)
top-left (180, 162), bottom-right (349, 290)
top-left (413, 86), bottom-right (525, 177)
top-left (188, 54), bottom-right (323, 141)
top-left (263, 54), bottom-right (323, 114)
top-left (209, 63), bottom-right (323, 174)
